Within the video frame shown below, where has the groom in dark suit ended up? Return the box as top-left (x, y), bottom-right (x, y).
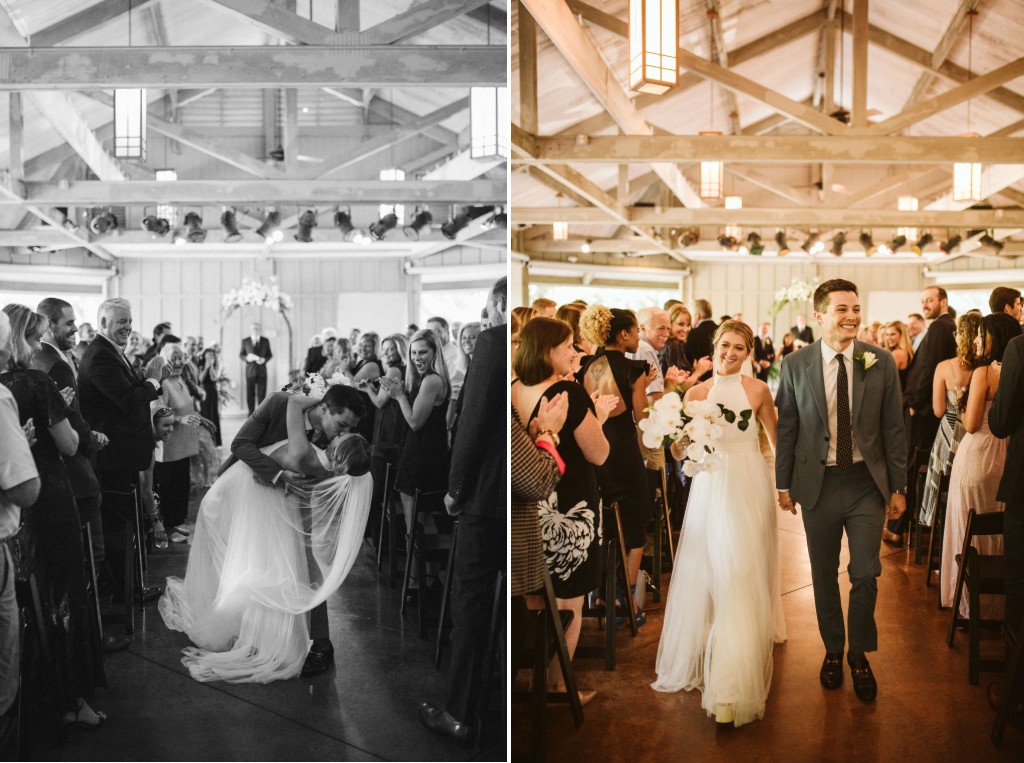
top-left (223, 384), bottom-right (366, 676)
top-left (241, 322), bottom-right (273, 414)
top-left (775, 279), bottom-right (907, 703)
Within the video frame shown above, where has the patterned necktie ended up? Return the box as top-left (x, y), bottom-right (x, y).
top-left (835, 354), bottom-right (853, 468)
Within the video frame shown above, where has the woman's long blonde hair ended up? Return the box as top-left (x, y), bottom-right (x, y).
top-left (406, 328), bottom-right (450, 402)
top-left (880, 320), bottom-right (914, 363)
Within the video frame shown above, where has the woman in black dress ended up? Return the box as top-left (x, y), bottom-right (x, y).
top-left (1, 304), bottom-right (105, 727)
top-left (578, 305), bottom-right (655, 624)
top-left (512, 317), bottom-right (614, 693)
top-left (367, 334), bottom-right (410, 542)
top-left (352, 332), bottom-right (384, 443)
top-left (198, 347), bottom-right (221, 446)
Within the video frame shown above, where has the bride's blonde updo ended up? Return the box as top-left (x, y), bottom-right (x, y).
top-left (712, 319), bottom-right (755, 352)
top-left (327, 433), bottom-right (371, 477)
top-left (580, 304), bottom-right (636, 346)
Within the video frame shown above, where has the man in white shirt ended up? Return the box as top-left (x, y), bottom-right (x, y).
top-left (907, 313), bottom-right (926, 352)
top-left (0, 310), bottom-right (40, 717)
top-left (631, 307), bottom-right (687, 470)
top-left (427, 315), bottom-right (459, 373)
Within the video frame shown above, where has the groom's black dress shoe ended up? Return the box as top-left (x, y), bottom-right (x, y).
top-left (418, 703), bottom-right (470, 746)
top-left (848, 653), bottom-right (877, 702)
top-left (301, 639), bottom-right (334, 677)
top-left (819, 652), bottom-right (844, 690)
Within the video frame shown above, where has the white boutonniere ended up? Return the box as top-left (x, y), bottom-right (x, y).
top-left (855, 350), bottom-right (878, 371)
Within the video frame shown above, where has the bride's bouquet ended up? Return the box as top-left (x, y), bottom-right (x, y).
top-left (303, 371), bottom-right (352, 396)
top-left (638, 392), bottom-right (752, 476)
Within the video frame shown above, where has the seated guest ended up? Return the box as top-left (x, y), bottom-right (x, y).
top-left (941, 313), bottom-right (1018, 618)
top-left (1, 304), bottom-right (106, 728)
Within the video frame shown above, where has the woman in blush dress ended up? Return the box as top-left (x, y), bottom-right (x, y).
top-left (653, 320), bottom-right (786, 728)
top-left (940, 313), bottom-right (1018, 618)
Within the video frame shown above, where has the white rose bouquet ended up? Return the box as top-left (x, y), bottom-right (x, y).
top-left (638, 392), bottom-right (753, 476)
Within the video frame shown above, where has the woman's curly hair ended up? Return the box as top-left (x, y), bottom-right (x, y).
top-left (580, 304), bottom-right (636, 347)
top-left (955, 311), bottom-right (983, 370)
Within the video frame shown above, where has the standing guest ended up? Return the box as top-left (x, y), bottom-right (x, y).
top-left (302, 334), bottom-right (323, 374)
top-left (578, 305), bottom-right (654, 623)
top-left (241, 321), bottom-right (272, 415)
top-left (531, 297), bottom-right (557, 319)
top-left (420, 278), bottom-right (507, 743)
top-left (153, 344), bottom-right (202, 542)
top-left (791, 314), bottom-right (814, 345)
top-left (880, 321), bottom-right (914, 389)
top-left (941, 313), bottom-right (1017, 617)
top-left (406, 323), bottom-right (419, 341)
top-left (779, 332), bottom-right (797, 359)
top-left (1, 304), bottom-right (107, 728)
top-left (990, 286), bottom-right (1023, 331)
top-left (663, 304), bottom-right (693, 374)
top-left (322, 337), bottom-right (351, 379)
top-left (664, 298), bottom-right (683, 312)
top-left (78, 297), bottom-right (164, 609)
top-left (892, 286), bottom-right (957, 543)
top-left (366, 334), bottom-right (410, 542)
top-left (511, 309), bottom-right (525, 374)
top-left (918, 312), bottom-right (982, 529)
top-left (427, 315), bottom-right (459, 373)
top-left (126, 331), bottom-right (146, 372)
top-left (198, 347), bottom-right (222, 446)
top-left (182, 335), bottom-right (205, 406)
top-left (73, 321), bottom-right (95, 362)
top-left (512, 318), bottom-right (613, 702)
top-left (448, 322), bottom-right (482, 430)
top-left (142, 321), bottom-right (171, 365)
top-left (33, 298), bottom-right (125, 652)
top-left (685, 300), bottom-right (717, 382)
top-left (633, 307), bottom-right (691, 402)
top-left (511, 306), bottom-right (537, 330)
top-left (907, 313), bottom-right (927, 352)
top-left (0, 309), bottom-right (40, 725)
top-left (556, 303), bottom-right (593, 357)
top-left (754, 322), bottom-right (776, 382)
top-left (353, 332), bottom-right (384, 384)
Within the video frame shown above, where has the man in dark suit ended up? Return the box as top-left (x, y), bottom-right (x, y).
top-left (886, 286), bottom-right (957, 544)
top-left (685, 299), bottom-right (717, 382)
top-left (72, 321), bottom-right (95, 363)
top-left (222, 385), bottom-right (365, 676)
top-left (78, 298), bottom-right (164, 612)
top-left (791, 314), bottom-right (815, 345)
top-left (754, 321), bottom-right (776, 382)
top-left (241, 322), bottom-right (273, 414)
top-left (990, 286), bottom-right (1023, 333)
top-left (420, 277), bottom-right (507, 745)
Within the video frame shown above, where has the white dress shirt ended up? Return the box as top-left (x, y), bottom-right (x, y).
top-left (820, 341), bottom-right (863, 466)
top-left (629, 335), bottom-right (664, 396)
top-left (911, 329), bottom-right (926, 352)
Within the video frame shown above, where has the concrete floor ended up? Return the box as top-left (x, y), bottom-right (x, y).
top-left (32, 413), bottom-right (504, 762)
top-left (512, 507), bottom-right (1024, 761)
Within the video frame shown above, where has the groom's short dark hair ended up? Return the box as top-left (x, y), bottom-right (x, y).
top-left (323, 384), bottom-right (367, 421)
top-left (814, 279), bottom-right (858, 313)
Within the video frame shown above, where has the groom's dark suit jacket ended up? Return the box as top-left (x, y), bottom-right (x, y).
top-left (990, 334), bottom-right (1024, 512)
top-left (221, 391), bottom-right (302, 483)
top-left (775, 340), bottom-right (907, 510)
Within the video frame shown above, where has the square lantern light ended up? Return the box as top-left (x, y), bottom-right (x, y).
top-left (952, 161), bottom-right (983, 203)
top-left (897, 195), bottom-right (918, 241)
top-left (629, 0), bottom-right (678, 94)
top-left (699, 131), bottom-right (723, 199)
top-left (470, 87), bottom-right (509, 160)
top-left (113, 88), bottom-right (147, 159)
top-left (553, 221), bottom-right (569, 241)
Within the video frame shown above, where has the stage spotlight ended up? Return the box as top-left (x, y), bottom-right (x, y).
top-left (912, 233), bottom-right (933, 256)
top-left (256, 210), bottom-right (283, 243)
top-left (940, 235), bottom-right (962, 254)
top-left (978, 232), bottom-right (1004, 252)
top-left (141, 215), bottom-right (170, 237)
top-left (717, 235), bottom-right (737, 249)
top-left (334, 209), bottom-right (368, 243)
top-left (830, 232), bottom-right (846, 256)
top-left (221, 209), bottom-right (243, 243)
top-left (888, 235), bottom-right (907, 253)
top-left (859, 232), bottom-right (877, 256)
top-left (677, 228), bottom-right (699, 247)
top-left (774, 231), bottom-right (790, 256)
top-left (403, 209), bottom-right (433, 240)
top-left (89, 210), bottom-right (118, 235)
top-left (294, 210), bottom-right (317, 243)
top-left (442, 210), bottom-right (471, 240)
top-left (801, 232), bottom-right (820, 253)
top-left (370, 213), bottom-right (399, 240)
top-left (184, 212), bottom-right (206, 243)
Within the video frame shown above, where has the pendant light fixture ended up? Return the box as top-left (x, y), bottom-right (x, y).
top-left (553, 193), bottom-right (568, 241)
top-left (470, 6), bottom-right (508, 159)
top-left (953, 10), bottom-right (982, 203)
top-left (114, 1), bottom-right (146, 159)
top-left (629, 0), bottom-right (678, 94)
top-left (700, 84), bottom-right (723, 199)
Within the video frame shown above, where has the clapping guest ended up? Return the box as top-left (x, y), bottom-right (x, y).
top-left (366, 334), bottom-right (410, 542)
top-left (198, 347), bottom-right (222, 446)
top-left (1, 304), bottom-right (106, 729)
top-left (447, 322), bottom-right (481, 430)
top-left (153, 343), bottom-right (202, 542)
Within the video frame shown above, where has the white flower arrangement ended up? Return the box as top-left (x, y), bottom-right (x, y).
top-left (221, 277), bottom-right (293, 314)
top-left (769, 279), bottom-right (817, 316)
top-left (638, 392), bottom-right (752, 476)
top-left (304, 371), bottom-right (352, 397)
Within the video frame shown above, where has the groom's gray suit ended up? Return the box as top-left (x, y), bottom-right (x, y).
top-left (775, 339), bottom-right (907, 655)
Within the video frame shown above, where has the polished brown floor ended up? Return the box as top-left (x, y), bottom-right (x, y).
top-left (512, 508), bottom-right (1023, 761)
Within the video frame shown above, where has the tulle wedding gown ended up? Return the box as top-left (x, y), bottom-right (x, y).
top-left (159, 441), bottom-right (372, 683)
top-left (652, 372), bottom-right (787, 726)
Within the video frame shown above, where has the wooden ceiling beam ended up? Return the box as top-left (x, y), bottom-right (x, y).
top-left (902, 0), bottom-right (981, 110)
top-left (26, 92), bottom-right (126, 182)
top-left (706, 0), bottom-right (740, 135)
top-left (198, 0), bottom-right (338, 44)
top-left (564, 0), bottom-right (627, 37)
top-left (363, 0), bottom-right (492, 44)
top-left (725, 165), bottom-right (815, 207)
top-left (0, 46), bottom-right (505, 88)
top-left (519, 1), bottom-right (539, 135)
top-left (31, 0), bottom-right (158, 47)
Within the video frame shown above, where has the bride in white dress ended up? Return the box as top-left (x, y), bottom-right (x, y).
top-left (652, 320), bottom-right (787, 727)
top-left (159, 392), bottom-right (373, 683)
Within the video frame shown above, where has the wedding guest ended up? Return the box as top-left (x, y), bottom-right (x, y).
top-left (917, 312), bottom-right (981, 531)
top-left (353, 332), bottom-right (384, 384)
top-left (366, 334), bottom-right (410, 542)
top-left (511, 310), bottom-right (525, 374)
top-left (447, 322), bottom-right (481, 430)
top-left (198, 347), bottom-right (222, 446)
top-left (791, 314), bottom-right (814, 344)
top-left (578, 305), bottom-right (654, 623)
top-left (754, 321), bottom-right (776, 382)
top-left (663, 304), bottom-right (693, 374)
top-left (139, 406), bottom-right (176, 551)
top-left (0, 309), bottom-right (39, 724)
top-left (908, 312), bottom-right (927, 352)
top-left (512, 317), bottom-right (612, 699)
top-left (73, 321), bottom-right (95, 362)
top-left (241, 322), bottom-right (272, 415)
top-left (78, 297), bottom-right (163, 608)
top-left (664, 298), bottom-right (682, 312)
top-left (779, 332), bottom-right (797, 359)
top-left (941, 313), bottom-right (1017, 618)
top-left (181, 335), bottom-right (205, 406)
top-left (894, 286), bottom-right (957, 542)
top-left (142, 321), bottom-right (171, 365)
top-left (427, 315), bottom-right (459, 372)
top-left (1, 304), bottom-right (106, 729)
top-left (880, 320), bottom-right (914, 389)
top-left (322, 337), bottom-right (351, 379)
top-left (153, 343), bottom-right (202, 542)
top-left (420, 278), bottom-right (507, 743)
top-left (990, 286), bottom-right (1023, 330)
top-left (406, 323), bottom-right (419, 341)
top-left (126, 330), bottom-right (146, 372)
top-left (511, 306), bottom-right (536, 329)
top-left (556, 303), bottom-right (592, 356)
top-left (531, 297), bottom-right (557, 319)
top-left (302, 334), bottom-right (324, 374)
top-left (686, 300), bottom-right (717, 382)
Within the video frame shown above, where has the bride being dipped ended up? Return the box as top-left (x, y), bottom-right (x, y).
top-left (159, 384), bottom-right (372, 683)
top-left (652, 320), bottom-right (787, 727)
